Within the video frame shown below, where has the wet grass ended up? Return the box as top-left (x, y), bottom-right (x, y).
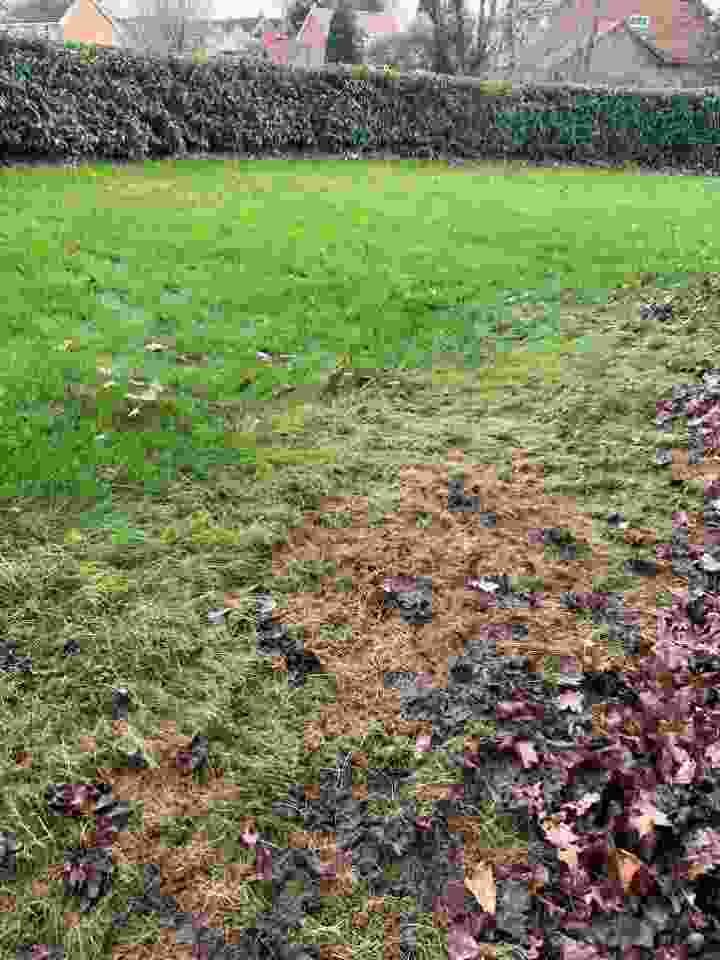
top-left (1, 152), bottom-right (717, 505)
top-left (1, 152), bottom-right (720, 959)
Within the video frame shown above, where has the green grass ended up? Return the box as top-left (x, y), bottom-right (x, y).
top-left (1, 153), bottom-right (717, 506)
top-left (2, 151), bottom-right (720, 960)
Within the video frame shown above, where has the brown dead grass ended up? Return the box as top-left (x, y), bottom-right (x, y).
top-left (5, 438), bottom-right (715, 960)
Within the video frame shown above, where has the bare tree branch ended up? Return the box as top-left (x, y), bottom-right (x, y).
top-left (408, 0), bottom-right (555, 78)
top-left (351, 0), bottom-right (554, 80)
top-left (488, 0), bottom-right (553, 77)
top-left (416, 0), bottom-right (456, 74)
top-left (694, 0), bottom-right (720, 65)
top-left (464, 0), bottom-right (499, 75)
top-left (578, 0), bottom-right (600, 81)
top-left (119, 0), bottom-right (217, 59)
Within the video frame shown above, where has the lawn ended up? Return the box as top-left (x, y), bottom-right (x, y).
top-left (2, 152), bottom-right (720, 960)
top-left (1, 153), bottom-right (717, 505)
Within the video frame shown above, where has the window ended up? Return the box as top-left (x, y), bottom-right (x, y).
top-left (626, 14), bottom-right (650, 33)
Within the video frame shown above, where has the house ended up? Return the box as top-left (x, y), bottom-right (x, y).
top-left (0, 0), bottom-right (405, 70)
top-left (261, 4), bottom-right (404, 70)
top-left (112, 13), bottom-right (287, 58)
top-left (261, 5), bottom-right (335, 68)
top-left (502, 0), bottom-right (720, 88)
top-left (353, 9), bottom-right (405, 53)
top-left (0, 0), bottom-right (124, 47)
top-left (0, 0), bottom-right (288, 58)
top-left (116, 3), bottom-right (404, 69)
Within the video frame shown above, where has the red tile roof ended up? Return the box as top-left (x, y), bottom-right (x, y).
top-left (262, 5), bottom-right (403, 68)
top-left (512, 0), bottom-right (717, 72)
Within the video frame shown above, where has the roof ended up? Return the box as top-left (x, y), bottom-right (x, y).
top-left (296, 4), bottom-right (334, 45)
top-left (258, 5), bottom-right (403, 45)
top-left (590, 16), bottom-right (708, 65)
top-left (115, 15), bottom-right (283, 33)
top-left (0, 0), bottom-right (403, 65)
top-left (0, 0), bottom-right (285, 35)
top-left (511, 0), bottom-right (718, 73)
top-left (112, 11), bottom-right (287, 52)
top-left (116, 15), bottom-right (284, 30)
top-left (353, 10), bottom-right (403, 41)
top-left (0, 0), bottom-right (110, 22)
top-left (282, 6), bottom-right (402, 56)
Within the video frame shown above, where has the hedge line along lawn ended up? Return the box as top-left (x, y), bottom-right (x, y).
top-left (1, 151), bottom-right (720, 960)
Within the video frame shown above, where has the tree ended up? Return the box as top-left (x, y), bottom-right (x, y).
top-left (345, 0), bottom-right (387, 62)
top-left (469, 0), bottom-right (507, 75)
top-left (694, 0), bottom-right (720, 68)
top-left (238, 33), bottom-right (273, 64)
top-left (326, 0), bottom-right (368, 64)
top-left (498, 0), bottom-right (517, 76)
top-left (363, 15), bottom-right (436, 71)
top-left (285, 0), bottom-right (315, 38)
top-left (283, 0), bottom-right (539, 78)
top-left (415, 0), bottom-right (457, 74)
top-left (390, 0), bottom-right (475, 75)
top-left (285, 0), bottom-right (385, 66)
top-left (371, 0), bottom-right (551, 79)
top-left (121, 0), bottom-right (217, 59)
top-left (453, 0), bottom-right (555, 78)
top-left (559, 0), bottom-right (600, 82)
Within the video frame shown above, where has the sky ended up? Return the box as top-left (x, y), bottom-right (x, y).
top-left (199, 0), bottom-right (415, 20)
top-left (106, 0), bottom-right (414, 20)
top-left (119, 0), bottom-right (720, 18)
top-left (105, 0), bottom-right (404, 20)
top-left (104, 0), bottom-right (510, 25)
